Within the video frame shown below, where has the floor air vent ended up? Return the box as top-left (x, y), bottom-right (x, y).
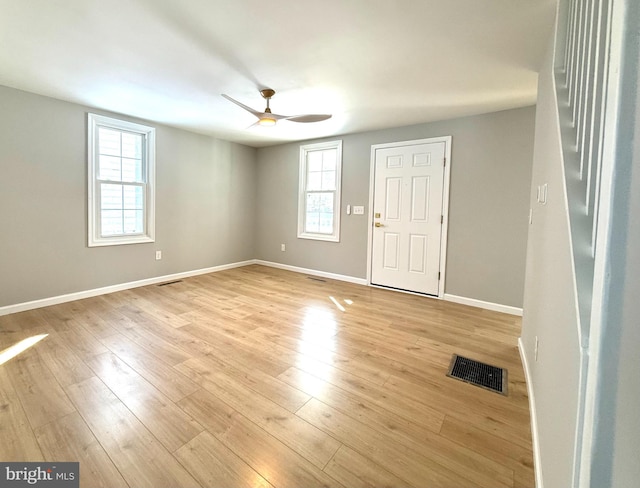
top-left (157, 280), bottom-right (183, 287)
top-left (307, 276), bottom-right (327, 282)
top-left (447, 354), bottom-right (507, 395)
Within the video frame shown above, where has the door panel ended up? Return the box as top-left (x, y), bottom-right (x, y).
top-left (411, 176), bottom-right (430, 222)
top-left (408, 234), bottom-right (427, 273)
top-left (385, 178), bottom-right (402, 220)
top-left (371, 141), bottom-right (446, 295)
top-left (383, 233), bottom-right (400, 270)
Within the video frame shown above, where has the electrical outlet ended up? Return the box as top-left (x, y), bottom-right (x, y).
top-left (353, 205), bottom-right (365, 215)
top-left (155, 250), bottom-right (162, 260)
top-left (537, 184), bottom-right (548, 204)
top-left (281, 244), bottom-right (286, 252)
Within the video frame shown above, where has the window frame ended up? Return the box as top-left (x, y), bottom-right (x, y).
top-left (297, 140), bottom-right (343, 242)
top-left (87, 113), bottom-right (156, 247)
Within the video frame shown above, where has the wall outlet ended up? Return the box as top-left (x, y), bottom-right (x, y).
top-left (281, 244), bottom-right (286, 252)
top-left (537, 183), bottom-right (548, 204)
top-left (353, 205), bottom-right (365, 215)
top-left (155, 250), bottom-right (162, 260)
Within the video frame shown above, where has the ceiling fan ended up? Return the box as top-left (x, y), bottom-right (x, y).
top-left (222, 89), bottom-right (332, 127)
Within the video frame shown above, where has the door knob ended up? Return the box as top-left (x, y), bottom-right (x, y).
top-left (375, 222), bottom-right (384, 227)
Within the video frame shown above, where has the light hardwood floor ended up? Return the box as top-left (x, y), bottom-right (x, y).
top-left (0, 265), bottom-right (534, 488)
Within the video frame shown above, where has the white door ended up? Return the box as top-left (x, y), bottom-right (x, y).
top-left (370, 140), bottom-right (447, 295)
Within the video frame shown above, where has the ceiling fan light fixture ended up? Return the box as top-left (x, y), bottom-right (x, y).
top-left (222, 89), bottom-right (331, 129)
top-left (258, 117), bottom-right (276, 126)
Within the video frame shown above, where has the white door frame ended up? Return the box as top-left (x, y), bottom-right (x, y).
top-left (366, 136), bottom-right (452, 298)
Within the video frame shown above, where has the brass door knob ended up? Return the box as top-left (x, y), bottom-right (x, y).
top-left (375, 222), bottom-right (384, 227)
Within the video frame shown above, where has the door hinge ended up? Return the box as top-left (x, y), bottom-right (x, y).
top-left (441, 215), bottom-right (444, 224)
top-left (443, 157), bottom-right (446, 167)
top-left (438, 272), bottom-right (441, 280)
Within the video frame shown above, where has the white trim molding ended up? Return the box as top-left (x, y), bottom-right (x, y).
top-left (87, 113), bottom-right (156, 247)
top-left (444, 294), bottom-right (523, 316)
top-left (1, 259), bottom-right (521, 318)
top-left (297, 140), bottom-right (343, 242)
top-left (254, 260), bottom-right (367, 285)
top-left (257, 262), bottom-right (523, 316)
top-left (519, 337), bottom-right (544, 488)
top-left (367, 136), bottom-right (452, 299)
top-left (0, 260), bottom-right (255, 317)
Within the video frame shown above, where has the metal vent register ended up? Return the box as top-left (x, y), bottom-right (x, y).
top-left (447, 354), bottom-right (508, 395)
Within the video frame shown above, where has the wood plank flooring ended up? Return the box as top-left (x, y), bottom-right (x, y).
top-left (0, 264), bottom-right (535, 487)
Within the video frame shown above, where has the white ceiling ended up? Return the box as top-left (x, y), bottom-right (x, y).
top-left (0, 0), bottom-right (556, 147)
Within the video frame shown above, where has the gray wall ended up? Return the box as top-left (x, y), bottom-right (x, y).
top-left (520, 38), bottom-right (581, 488)
top-left (521, 2), bottom-right (640, 487)
top-left (0, 85), bottom-right (257, 307)
top-left (256, 107), bottom-right (536, 308)
top-left (0, 84), bottom-right (535, 311)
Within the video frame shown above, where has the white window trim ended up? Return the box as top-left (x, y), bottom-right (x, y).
top-left (297, 140), bottom-right (342, 242)
top-left (87, 113), bottom-right (156, 247)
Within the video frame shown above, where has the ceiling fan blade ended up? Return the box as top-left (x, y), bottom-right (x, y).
top-left (285, 114), bottom-right (332, 123)
top-left (264, 112), bottom-right (289, 121)
top-left (221, 94), bottom-right (263, 117)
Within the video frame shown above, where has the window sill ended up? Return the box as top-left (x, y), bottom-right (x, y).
top-left (297, 232), bottom-right (340, 243)
top-left (88, 234), bottom-right (155, 247)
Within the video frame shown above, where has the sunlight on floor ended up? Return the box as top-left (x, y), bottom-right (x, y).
top-left (0, 334), bottom-right (48, 365)
top-left (329, 296), bottom-right (345, 312)
top-left (329, 295), bottom-right (354, 312)
top-left (295, 306), bottom-right (340, 395)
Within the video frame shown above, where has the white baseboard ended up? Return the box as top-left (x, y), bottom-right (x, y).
top-left (444, 293), bottom-right (523, 316)
top-left (519, 337), bottom-right (543, 488)
top-left (255, 264), bottom-right (523, 318)
top-left (254, 264), bottom-right (522, 314)
top-left (1, 260), bottom-right (521, 320)
top-left (0, 260), bottom-right (255, 317)
top-left (253, 260), bottom-right (368, 286)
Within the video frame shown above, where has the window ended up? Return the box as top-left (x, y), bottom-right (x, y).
top-left (87, 113), bottom-right (155, 247)
top-left (298, 140), bottom-right (342, 242)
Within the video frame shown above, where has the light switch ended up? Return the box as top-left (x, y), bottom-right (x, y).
top-left (353, 206), bottom-right (365, 215)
